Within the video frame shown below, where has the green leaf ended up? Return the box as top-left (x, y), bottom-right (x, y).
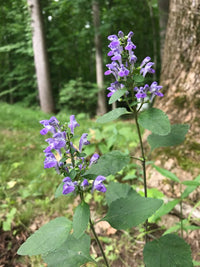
top-left (83, 151), bottom-right (130, 178)
top-left (108, 89), bottom-right (127, 104)
top-left (138, 108), bottom-right (171, 135)
top-left (133, 75), bottom-right (145, 83)
top-left (17, 217), bottom-right (72, 256)
top-left (73, 202), bottom-right (90, 239)
top-left (148, 124), bottom-right (190, 150)
top-left (96, 108), bottom-right (129, 123)
top-left (43, 234), bottom-right (93, 267)
top-left (153, 165), bottom-right (180, 183)
top-left (143, 234), bottom-right (193, 267)
top-left (149, 199), bottom-right (180, 222)
top-left (104, 191), bottom-right (163, 229)
top-left (105, 182), bottom-right (133, 206)
top-left (181, 174), bottom-right (200, 199)
top-left (181, 180), bottom-right (200, 186)
top-left (55, 182), bottom-right (64, 198)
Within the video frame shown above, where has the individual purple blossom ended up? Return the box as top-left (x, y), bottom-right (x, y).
top-left (63, 177), bottom-right (78, 195)
top-left (118, 64), bottom-right (129, 77)
top-left (68, 115), bottom-right (80, 135)
top-left (44, 152), bottom-right (58, 169)
top-left (81, 179), bottom-right (89, 190)
top-left (40, 116), bottom-right (59, 135)
top-left (118, 30), bottom-right (124, 38)
top-left (89, 153), bottom-right (99, 166)
top-left (104, 62), bottom-right (119, 80)
top-left (140, 56), bottom-right (151, 68)
top-left (92, 176), bottom-right (107, 193)
top-left (79, 133), bottom-right (90, 152)
top-left (134, 84), bottom-right (149, 99)
top-left (44, 131), bottom-right (66, 155)
top-left (149, 82), bottom-right (163, 100)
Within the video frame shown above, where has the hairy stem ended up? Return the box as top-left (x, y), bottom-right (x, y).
top-left (89, 218), bottom-right (110, 267)
top-left (134, 111), bottom-right (148, 243)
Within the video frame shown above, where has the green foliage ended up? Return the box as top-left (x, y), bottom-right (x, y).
top-left (96, 108), bottom-right (129, 123)
top-left (143, 234), bottom-right (193, 267)
top-left (148, 124), bottom-right (190, 150)
top-left (83, 150), bottom-right (130, 178)
top-left (42, 234), bottom-right (93, 267)
top-left (108, 89), bottom-right (127, 104)
top-left (104, 182), bottom-right (163, 230)
top-left (73, 202), bottom-right (90, 239)
top-left (59, 78), bottom-right (98, 116)
top-left (17, 217), bottom-right (72, 256)
top-left (138, 108), bottom-right (171, 135)
top-left (153, 165), bottom-right (180, 183)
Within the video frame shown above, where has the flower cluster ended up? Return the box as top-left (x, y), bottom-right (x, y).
top-left (40, 115), bottom-right (106, 195)
top-left (105, 31), bottom-right (163, 102)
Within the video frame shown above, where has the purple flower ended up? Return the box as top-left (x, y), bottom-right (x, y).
top-left (81, 179), bottom-right (89, 190)
top-left (149, 81), bottom-right (163, 100)
top-left (89, 153), bottom-right (99, 166)
top-left (68, 115), bottom-right (80, 135)
top-left (79, 133), bottom-right (90, 152)
top-left (44, 152), bottom-right (58, 169)
top-left (118, 64), bottom-right (129, 77)
top-left (134, 84), bottom-right (149, 99)
top-left (92, 176), bottom-right (106, 193)
top-left (63, 177), bottom-right (77, 195)
top-left (40, 116), bottom-right (59, 135)
top-left (118, 31), bottom-right (124, 38)
top-left (140, 56), bottom-right (151, 68)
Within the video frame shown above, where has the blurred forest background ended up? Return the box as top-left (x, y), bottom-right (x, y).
top-left (1, 0), bottom-right (200, 266)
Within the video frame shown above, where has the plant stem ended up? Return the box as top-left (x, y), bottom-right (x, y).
top-left (134, 111), bottom-right (148, 243)
top-left (89, 218), bottom-right (110, 267)
top-left (180, 184), bottom-right (184, 238)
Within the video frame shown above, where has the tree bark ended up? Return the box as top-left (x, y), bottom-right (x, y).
top-left (157, 0), bottom-right (200, 142)
top-left (158, 0), bottom-right (169, 59)
top-left (92, 0), bottom-right (107, 115)
top-left (27, 0), bottom-right (55, 113)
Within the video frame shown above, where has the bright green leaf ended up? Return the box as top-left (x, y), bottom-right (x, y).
top-left (96, 108), bottom-right (129, 123)
top-left (181, 174), bottom-right (200, 199)
top-left (109, 89), bottom-right (127, 104)
top-left (148, 124), bottom-right (190, 150)
top-left (17, 217), bottom-right (72, 256)
top-left (55, 182), bottom-right (64, 198)
top-left (138, 108), bottom-right (171, 135)
top-left (181, 180), bottom-right (200, 186)
top-left (73, 202), bottom-right (90, 239)
top-left (153, 165), bottom-right (180, 183)
top-left (143, 234), bottom-right (193, 267)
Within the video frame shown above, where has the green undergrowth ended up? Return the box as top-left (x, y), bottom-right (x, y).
top-left (0, 102), bottom-right (139, 233)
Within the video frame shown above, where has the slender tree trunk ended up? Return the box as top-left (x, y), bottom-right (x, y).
top-left (92, 0), bottom-right (107, 115)
top-left (27, 0), bottom-right (55, 113)
top-left (158, 0), bottom-right (169, 59)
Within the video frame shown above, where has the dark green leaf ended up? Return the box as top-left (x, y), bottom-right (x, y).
top-left (104, 191), bottom-right (163, 229)
top-left (148, 124), bottom-right (190, 150)
top-left (143, 234), bottom-right (193, 267)
top-left (133, 75), bottom-right (145, 83)
top-left (138, 108), bottom-right (171, 135)
top-left (108, 89), bottom-right (127, 104)
top-left (17, 217), bottom-right (72, 256)
top-left (73, 202), bottom-right (90, 239)
top-left (43, 234), bottom-right (93, 267)
top-left (83, 151), bottom-right (130, 178)
top-left (96, 108), bottom-right (129, 123)
top-left (106, 182), bottom-right (133, 206)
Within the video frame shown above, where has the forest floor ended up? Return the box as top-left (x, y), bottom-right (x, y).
top-left (0, 102), bottom-right (200, 267)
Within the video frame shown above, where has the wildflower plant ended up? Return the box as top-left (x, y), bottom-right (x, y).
top-left (18, 31), bottom-right (196, 267)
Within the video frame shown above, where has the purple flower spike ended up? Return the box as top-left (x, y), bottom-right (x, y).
top-left (68, 115), bottom-right (80, 135)
top-left (40, 116), bottom-right (59, 135)
top-left (63, 177), bottom-right (77, 195)
top-left (92, 176), bottom-right (106, 193)
top-left (79, 133), bottom-right (90, 152)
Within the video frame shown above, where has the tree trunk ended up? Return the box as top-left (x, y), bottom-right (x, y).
top-left (92, 0), bottom-right (107, 115)
top-left (27, 0), bottom-right (55, 113)
top-left (157, 0), bottom-right (200, 143)
top-left (158, 0), bottom-right (169, 59)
